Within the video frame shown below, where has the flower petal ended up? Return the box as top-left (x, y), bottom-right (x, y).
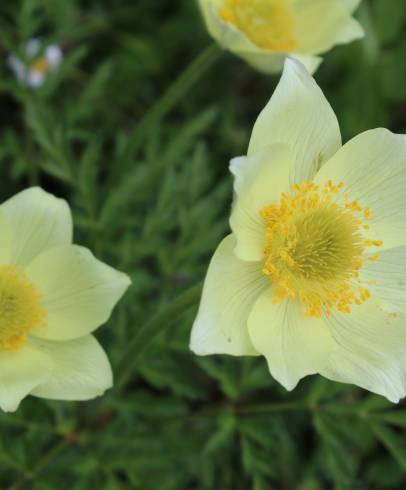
top-left (314, 129), bottom-right (406, 250)
top-left (290, 53), bottom-right (323, 74)
top-left (190, 234), bottom-right (267, 356)
top-left (341, 0), bottom-right (362, 14)
top-left (292, 0), bottom-right (364, 55)
top-left (30, 335), bottom-right (113, 401)
top-left (0, 211), bottom-right (12, 265)
top-left (0, 345), bottom-right (52, 412)
top-left (321, 301), bottom-right (406, 402)
top-left (248, 59), bottom-right (341, 183)
top-left (26, 245), bottom-right (131, 341)
top-left (1, 187), bottom-right (72, 268)
top-left (362, 247), bottom-right (406, 315)
top-left (230, 144), bottom-right (293, 261)
top-left (248, 290), bottom-right (334, 390)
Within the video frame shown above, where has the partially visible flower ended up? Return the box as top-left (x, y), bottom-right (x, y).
top-left (199, 0), bottom-right (364, 74)
top-left (8, 38), bottom-right (63, 88)
top-left (190, 59), bottom-right (406, 402)
top-left (0, 187), bottom-right (131, 412)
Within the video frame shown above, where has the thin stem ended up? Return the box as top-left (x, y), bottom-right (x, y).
top-left (124, 43), bottom-right (222, 158)
top-left (115, 282), bottom-right (203, 391)
top-left (8, 439), bottom-right (70, 490)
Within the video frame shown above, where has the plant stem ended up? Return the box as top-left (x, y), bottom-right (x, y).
top-left (125, 43), bottom-right (222, 158)
top-left (115, 282), bottom-right (203, 391)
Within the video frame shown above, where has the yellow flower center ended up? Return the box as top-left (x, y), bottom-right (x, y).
top-left (0, 266), bottom-right (47, 351)
top-left (30, 57), bottom-right (49, 74)
top-left (260, 181), bottom-right (382, 318)
top-left (220, 0), bottom-right (297, 52)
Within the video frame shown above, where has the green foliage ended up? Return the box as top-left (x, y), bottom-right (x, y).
top-left (1, 0), bottom-right (406, 489)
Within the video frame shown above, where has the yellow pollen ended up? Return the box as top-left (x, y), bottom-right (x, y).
top-left (260, 181), bottom-right (383, 318)
top-left (220, 0), bottom-right (297, 52)
top-left (0, 266), bottom-right (47, 351)
top-left (30, 57), bottom-right (49, 74)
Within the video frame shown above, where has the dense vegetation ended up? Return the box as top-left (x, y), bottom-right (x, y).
top-left (1, 1), bottom-right (406, 488)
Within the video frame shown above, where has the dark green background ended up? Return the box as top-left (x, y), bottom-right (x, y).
top-left (1, 0), bottom-right (406, 488)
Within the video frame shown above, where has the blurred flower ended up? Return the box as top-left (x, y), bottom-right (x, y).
top-left (8, 38), bottom-right (63, 88)
top-left (0, 188), bottom-right (131, 412)
top-left (190, 59), bottom-right (406, 402)
top-left (198, 0), bottom-right (364, 74)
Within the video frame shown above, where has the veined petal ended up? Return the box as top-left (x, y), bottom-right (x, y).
top-left (230, 144), bottom-right (293, 261)
top-left (30, 335), bottom-right (113, 400)
top-left (1, 187), bottom-right (72, 268)
top-left (190, 234), bottom-right (267, 356)
top-left (362, 247), bottom-right (406, 315)
top-left (321, 301), bottom-right (406, 403)
top-left (248, 289), bottom-right (334, 390)
top-left (26, 245), bottom-right (131, 341)
top-left (248, 59), bottom-right (341, 183)
top-left (314, 129), bottom-right (406, 250)
top-left (292, 0), bottom-right (364, 55)
top-left (0, 345), bottom-right (52, 412)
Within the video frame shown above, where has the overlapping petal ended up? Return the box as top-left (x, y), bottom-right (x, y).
top-left (230, 144), bottom-right (293, 261)
top-left (1, 187), bottom-right (72, 268)
top-left (0, 346), bottom-right (52, 412)
top-left (190, 235), bottom-right (267, 356)
top-left (26, 245), bottom-right (131, 341)
top-left (292, 0), bottom-right (364, 55)
top-left (314, 129), bottom-right (406, 250)
top-left (31, 335), bottom-right (113, 400)
top-left (321, 301), bottom-right (406, 402)
top-left (248, 59), bottom-right (341, 180)
top-left (248, 289), bottom-right (334, 390)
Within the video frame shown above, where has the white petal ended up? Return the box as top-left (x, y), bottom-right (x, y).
top-left (30, 335), bottom-right (113, 401)
top-left (248, 290), bottom-right (333, 390)
top-left (26, 38), bottom-right (41, 57)
top-left (28, 70), bottom-right (45, 88)
top-left (0, 345), bottom-right (52, 412)
top-left (1, 187), bottom-right (72, 268)
top-left (0, 211), bottom-right (12, 265)
top-left (230, 144), bottom-right (293, 261)
top-left (8, 55), bottom-right (26, 82)
top-left (190, 234), bottom-right (267, 356)
top-left (314, 129), bottom-right (406, 250)
top-left (292, 0), bottom-right (364, 55)
top-left (45, 45), bottom-right (63, 69)
top-left (290, 53), bottom-right (323, 74)
top-left (26, 245), bottom-right (131, 341)
top-left (248, 59), bottom-right (341, 183)
top-left (341, 0), bottom-right (362, 14)
top-left (362, 247), bottom-right (406, 314)
top-left (321, 301), bottom-right (406, 403)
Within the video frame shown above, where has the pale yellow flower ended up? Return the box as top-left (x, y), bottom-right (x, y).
top-left (0, 188), bottom-right (130, 412)
top-left (190, 59), bottom-right (406, 402)
top-left (199, 0), bottom-right (364, 73)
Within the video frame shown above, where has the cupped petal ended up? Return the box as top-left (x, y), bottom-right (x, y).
top-left (361, 247), bottom-right (406, 315)
top-left (248, 289), bottom-right (334, 390)
top-left (321, 301), bottom-right (406, 403)
top-left (314, 129), bottom-right (406, 250)
top-left (0, 345), bottom-right (52, 412)
top-left (26, 245), bottom-right (131, 341)
top-left (292, 0), bottom-right (364, 55)
top-left (248, 59), bottom-right (341, 183)
top-left (190, 234), bottom-right (267, 356)
top-left (1, 187), bottom-right (72, 268)
top-left (30, 335), bottom-right (113, 401)
top-left (230, 144), bottom-right (293, 261)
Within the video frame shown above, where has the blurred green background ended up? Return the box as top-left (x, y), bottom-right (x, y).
top-left (1, 0), bottom-right (406, 488)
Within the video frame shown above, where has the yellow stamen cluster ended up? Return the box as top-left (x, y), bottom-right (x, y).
top-left (30, 57), bottom-right (49, 74)
top-left (220, 0), bottom-right (297, 52)
top-left (260, 181), bottom-right (382, 318)
top-left (0, 266), bottom-right (47, 351)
